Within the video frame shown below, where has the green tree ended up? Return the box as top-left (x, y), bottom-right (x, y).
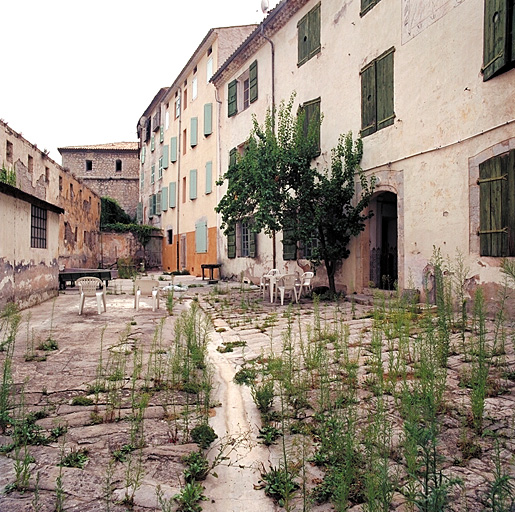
top-left (216, 94), bottom-right (375, 296)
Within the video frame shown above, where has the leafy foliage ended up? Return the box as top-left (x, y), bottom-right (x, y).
top-left (0, 164), bottom-right (16, 186)
top-left (216, 93), bottom-right (375, 295)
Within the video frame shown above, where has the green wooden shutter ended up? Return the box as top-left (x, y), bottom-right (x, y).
top-left (151, 134), bottom-right (155, 152)
top-left (308, 3), bottom-right (321, 59)
top-left (162, 145), bottom-right (169, 169)
top-left (478, 153), bottom-right (512, 256)
top-left (228, 80), bottom-right (238, 117)
top-left (141, 146), bottom-right (146, 163)
top-left (140, 169), bottom-right (144, 188)
top-left (205, 161), bottom-right (212, 194)
top-left (297, 13), bottom-right (309, 66)
top-left (204, 103), bottom-right (213, 136)
top-left (190, 117), bottom-right (198, 147)
top-left (170, 137), bottom-right (178, 162)
top-left (376, 48), bottom-right (395, 131)
top-left (160, 125), bottom-right (164, 143)
top-left (249, 230), bottom-right (257, 258)
top-left (148, 195), bottom-right (154, 218)
top-left (303, 98), bottom-right (321, 152)
top-left (361, 61), bottom-right (377, 137)
top-left (482, 0), bottom-right (508, 80)
top-left (195, 220), bottom-right (208, 253)
top-left (190, 169), bottom-right (197, 199)
top-left (158, 157), bottom-right (163, 179)
top-left (249, 60), bottom-right (258, 103)
top-left (361, 0), bottom-right (377, 16)
top-left (229, 148), bottom-right (237, 169)
top-left (169, 181), bottom-right (176, 208)
top-left (156, 191), bottom-right (161, 214)
top-left (151, 164), bottom-right (155, 184)
top-left (161, 186), bottom-right (168, 211)
top-left (282, 228), bottom-right (297, 260)
top-left (227, 225), bottom-right (236, 258)
top-left (137, 202), bottom-right (143, 223)
top-left (508, 149), bottom-right (515, 255)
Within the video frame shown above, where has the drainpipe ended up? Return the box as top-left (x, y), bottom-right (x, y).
top-left (261, 24), bottom-right (277, 268)
top-left (214, 86), bottom-right (223, 265)
top-left (176, 87), bottom-right (182, 271)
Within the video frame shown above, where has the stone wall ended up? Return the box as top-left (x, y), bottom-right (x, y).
top-left (59, 144), bottom-right (139, 219)
top-left (100, 231), bottom-right (162, 270)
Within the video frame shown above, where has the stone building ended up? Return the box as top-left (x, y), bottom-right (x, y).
top-left (0, 120), bottom-right (101, 308)
top-left (59, 142), bottom-right (139, 219)
top-left (211, 0), bottom-right (515, 305)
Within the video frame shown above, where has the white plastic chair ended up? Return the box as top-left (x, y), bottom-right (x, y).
top-left (134, 279), bottom-right (160, 311)
top-left (76, 277), bottom-right (106, 315)
top-left (277, 274), bottom-right (299, 305)
top-left (297, 271), bottom-right (314, 298)
top-left (260, 269), bottom-right (280, 300)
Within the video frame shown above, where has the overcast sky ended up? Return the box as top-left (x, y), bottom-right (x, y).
top-left (1, 0), bottom-right (279, 162)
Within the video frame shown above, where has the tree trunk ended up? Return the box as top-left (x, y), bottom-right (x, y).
top-left (325, 260), bottom-right (336, 297)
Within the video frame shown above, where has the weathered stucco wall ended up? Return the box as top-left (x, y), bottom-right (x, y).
top-left (0, 192), bottom-right (60, 311)
top-left (1, 120), bottom-right (101, 271)
top-left (100, 231), bottom-right (162, 270)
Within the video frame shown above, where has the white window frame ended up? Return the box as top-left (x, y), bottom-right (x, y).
top-left (192, 76), bottom-right (198, 100)
top-left (206, 57), bottom-right (213, 82)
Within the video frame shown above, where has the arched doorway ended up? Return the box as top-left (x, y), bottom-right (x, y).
top-left (369, 192), bottom-right (398, 290)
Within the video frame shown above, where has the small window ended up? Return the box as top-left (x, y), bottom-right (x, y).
top-left (167, 229), bottom-right (174, 244)
top-left (183, 128), bottom-right (187, 155)
top-left (28, 155), bottom-right (33, 173)
top-left (6, 140), bottom-right (13, 163)
top-left (192, 76), bottom-right (198, 100)
top-left (182, 176), bottom-right (187, 203)
top-left (115, 159), bottom-right (122, 172)
top-left (297, 3), bottom-right (321, 67)
top-left (31, 205), bottom-right (47, 249)
top-left (86, 160), bottom-right (93, 171)
top-left (243, 78), bottom-right (250, 110)
top-left (175, 97), bottom-right (181, 119)
top-left (183, 88), bottom-right (188, 110)
top-left (59, 176), bottom-right (63, 194)
top-left (45, 167), bottom-right (50, 183)
top-left (207, 46), bottom-right (212, 56)
top-left (207, 57), bottom-right (213, 82)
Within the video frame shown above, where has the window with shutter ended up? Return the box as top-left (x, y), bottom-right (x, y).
top-left (482, 0), bottom-right (515, 80)
top-left (169, 181), bottom-right (177, 208)
top-left (227, 226), bottom-right (236, 258)
top-left (297, 3), bottom-right (321, 67)
top-left (160, 126), bottom-right (164, 143)
top-left (151, 165), bottom-right (155, 184)
top-left (156, 192), bottom-right (161, 215)
top-left (204, 103), bottom-right (213, 136)
top-left (205, 161), bottom-right (212, 194)
top-left (140, 169), bottom-right (144, 188)
top-left (190, 117), bottom-right (198, 147)
top-left (161, 186), bottom-right (168, 211)
top-left (158, 157), bottom-right (163, 179)
top-left (149, 195), bottom-right (154, 218)
top-left (249, 230), bottom-right (257, 258)
top-left (301, 97), bottom-right (321, 153)
top-left (360, 48), bottom-right (395, 137)
top-left (478, 149), bottom-right (515, 256)
top-left (151, 135), bottom-right (155, 152)
top-left (190, 169), bottom-right (197, 200)
top-left (249, 60), bottom-right (258, 103)
top-left (163, 145), bottom-right (169, 169)
top-left (141, 146), bottom-right (146, 163)
top-left (360, 0), bottom-right (381, 16)
top-left (170, 137), bottom-right (178, 162)
top-left (195, 220), bottom-right (208, 253)
top-left (137, 202), bottom-right (143, 223)
top-left (282, 227), bottom-right (297, 260)
top-left (229, 148), bottom-right (237, 169)
top-left (228, 80), bottom-right (238, 117)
